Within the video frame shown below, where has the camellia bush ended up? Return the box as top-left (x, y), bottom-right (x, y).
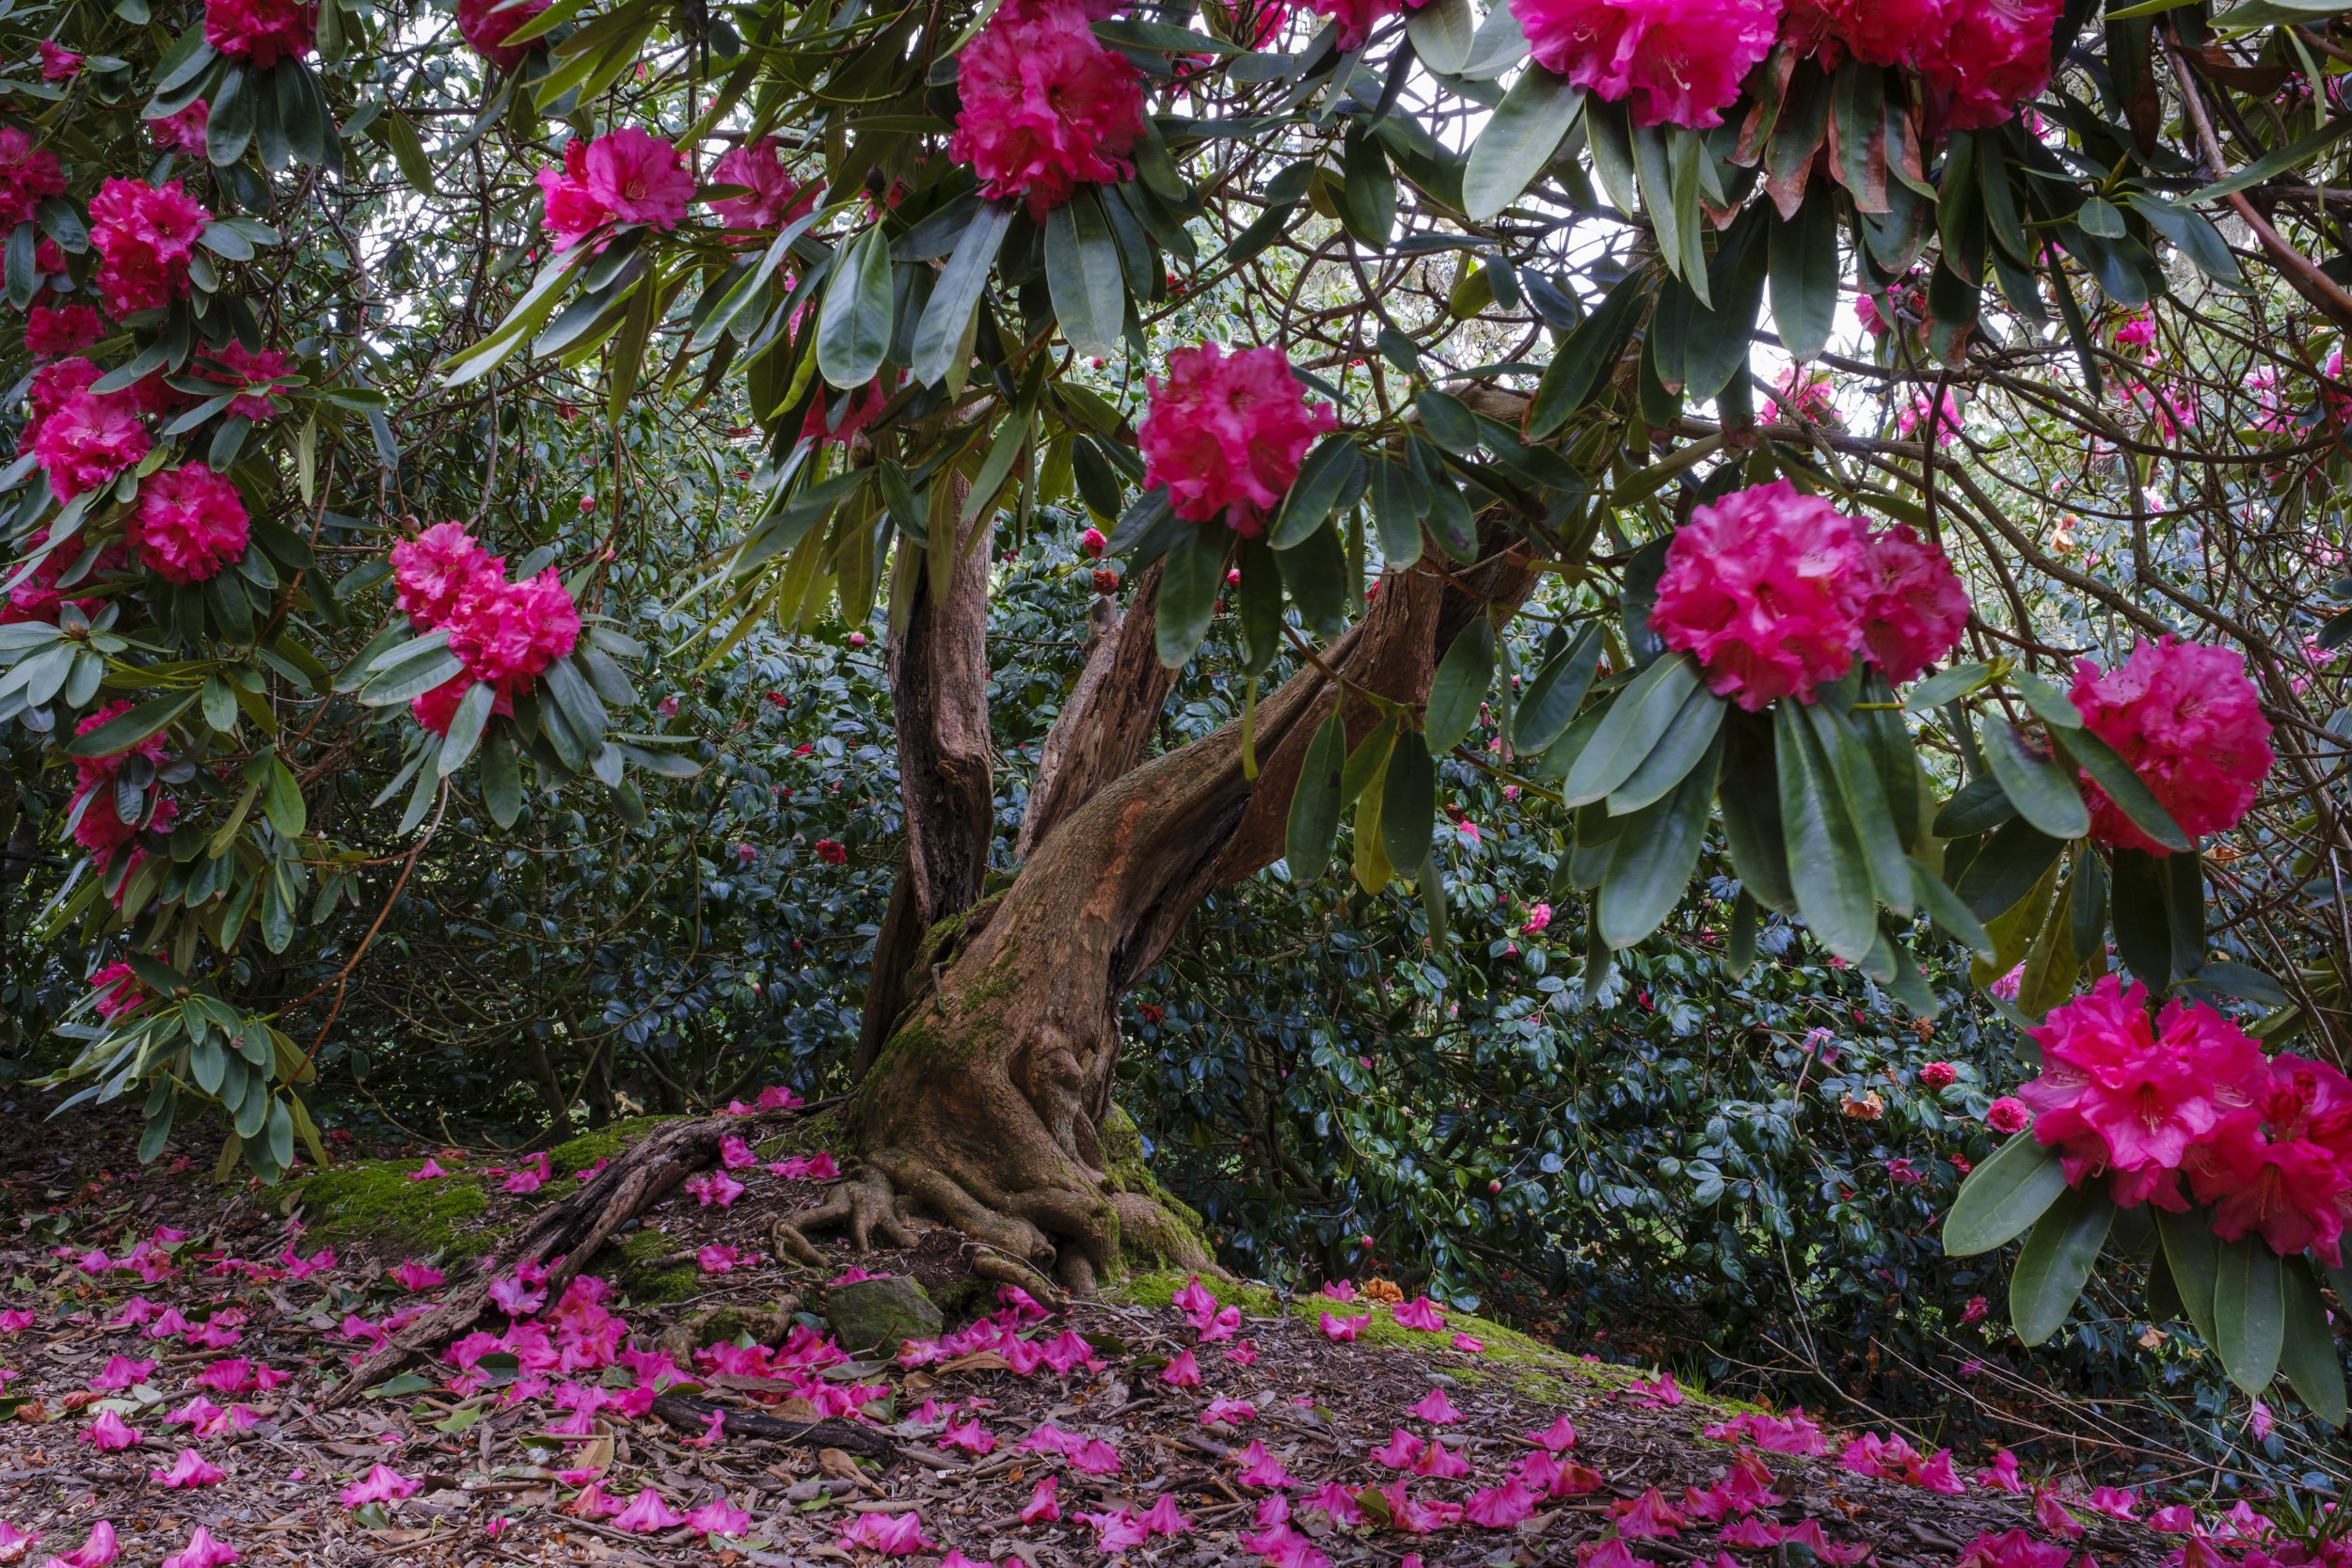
top-left (7, 0), bottom-right (2352, 1434)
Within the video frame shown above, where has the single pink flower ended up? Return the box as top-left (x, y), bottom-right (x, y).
top-left (1408, 1386), bottom-right (1463, 1424)
top-left (151, 102), bottom-right (211, 155)
top-left (708, 136), bottom-right (816, 230)
top-left (1319, 1311), bottom-right (1367, 1342)
top-left (151, 1448), bottom-right (228, 1487)
top-left (1856, 524), bottom-right (1969, 686)
top-left (1915, 0), bottom-right (2061, 134)
top-left (2069, 636), bottom-right (2272, 855)
top-left (1140, 342), bottom-right (1336, 535)
top-left (1020, 1475), bottom-right (1062, 1524)
top-left (40, 40), bottom-right (82, 78)
top-left (947, 6), bottom-right (1145, 219)
top-left (51, 1521), bottom-right (119, 1568)
top-left (158, 1527), bottom-right (238, 1568)
top-left (455, 0), bottom-right (550, 69)
top-left (838, 1511), bottom-right (933, 1554)
top-left (340, 1463), bottom-right (421, 1506)
top-left (685, 1494), bottom-right (752, 1537)
top-left (409, 1157), bottom-right (449, 1181)
top-left (611, 1487), bottom-right (687, 1533)
top-left (1510, 0), bottom-right (1778, 128)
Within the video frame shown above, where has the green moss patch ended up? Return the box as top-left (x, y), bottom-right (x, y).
top-left (546, 1115), bottom-right (686, 1178)
top-left (287, 1160), bottom-right (496, 1260)
top-left (755, 1106), bottom-right (850, 1164)
top-left (611, 1227), bottom-right (702, 1306)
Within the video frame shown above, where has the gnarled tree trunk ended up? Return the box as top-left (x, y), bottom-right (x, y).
top-left (799, 494), bottom-right (1541, 1290)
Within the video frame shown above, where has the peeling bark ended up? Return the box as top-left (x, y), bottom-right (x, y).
top-left (811, 505), bottom-right (1543, 1289)
top-left (856, 525), bottom-right (994, 1080)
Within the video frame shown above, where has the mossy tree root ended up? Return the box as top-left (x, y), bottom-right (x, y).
top-left (319, 1106), bottom-right (803, 1407)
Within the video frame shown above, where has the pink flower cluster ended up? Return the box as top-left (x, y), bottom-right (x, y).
top-left (88, 177), bottom-right (212, 318)
top-left (456, 0), bottom-right (551, 71)
top-left (89, 960), bottom-right (151, 1022)
top-left (0, 127), bottom-right (66, 228)
top-left (536, 129), bottom-right (694, 250)
top-left (129, 465), bottom-right (250, 584)
top-left (2, 524), bottom-right (118, 626)
top-left (708, 137), bottom-right (817, 231)
top-left (2018, 975), bottom-right (2352, 1263)
top-left (1308, 0), bottom-right (1438, 50)
top-left (1648, 480), bottom-right (1970, 708)
top-left (68, 699), bottom-right (178, 863)
top-left (152, 101), bottom-right (212, 156)
top-left (387, 522), bottom-right (579, 733)
top-left (1138, 342), bottom-right (1337, 535)
top-left (203, 341), bottom-right (294, 420)
top-left (25, 357), bottom-right (152, 501)
top-left (2068, 636), bottom-right (2271, 856)
top-left (26, 304), bottom-right (104, 360)
top-left (947, 3), bottom-right (1146, 219)
top-left (1785, 0), bottom-right (2058, 132)
top-left (1510, 0), bottom-right (1780, 129)
top-left (203, 0), bottom-right (317, 65)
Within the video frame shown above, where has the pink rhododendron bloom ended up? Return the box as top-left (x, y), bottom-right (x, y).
top-left (1202, 1398), bottom-right (1258, 1425)
top-left (204, 341), bottom-right (294, 420)
top-left (1020, 1475), bottom-right (1062, 1524)
top-left (130, 464), bottom-right (250, 583)
top-left (2020, 975), bottom-right (2267, 1204)
top-left (947, 6), bottom-right (1145, 218)
top-left (1611, 1487), bottom-right (1685, 1538)
top-left (1529, 1414), bottom-right (1579, 1450)
top-left (1511, 0), bottom-right (1780, 129)
top-left (1450, 1332), bottom-right (1484, 1353)
top-left (87, 962), bottom-right (151, 1022)
top-left (443, 568), bottom-right (583, 695)
top-left (152, 1449), bottom-right (227, 1488)
top-left (80, 1410), bottom-right (140, 1449)
top-left (1160, 1348), bottom-right (1201, 1387)
top-left (940, 1417), bottom-right (994, 1454)
top-left (2187, 1050), bottom-right (2352, 1263)
top-left (611, 1488), bottom-right (687, 1533)
top-left (1782, 0), bottom-right (1954, 67)
top-left (582, 128), bottom-right (694, 228)
top-left (28, 360), bottom-right (152, 502)
top-left (708, 137), bottom-right (817, 230)
top-left (1408, 1386), bottom-right (1463, 1424)
top-left (502, 1152), bottom-right (551, 1193)
top-left (685, 1494), bottom-right (752, 1537)
top-left (0, 128), bottom-right (65, 226)
top-left (1763, 363), bottom-right (1837, 424)
top-left (456, 0), bottom-right (550, 70)
top-left (92, 1354), bottom-right (156, 1390)
top-left (152, 101), bottom-right (211, 154)
top-left (696, 1243), bottom-right (749, 1274)
top-left (1392, 1295), bottom-right (1445, 1331)
top-left (1915, 0), bottom-right (2060, 134)
top-left (1467, 1479), bottom-right (1538, 1528)
top-left (40, 40), bottom-right (82, 78)
top-left (340, 1463), bottom-right (420, 1506)
top-left (2070, 636), bottom-right (2272, 855)
top-left (88, 176), bottom-right (210, 316)
top-left (755, 1082), bottom-right (801, 1110)
top-left (1954, 1530), bottom-right (2073, 1568)
top-left (1306, 0), bottom-right (1435, 50)
top-left (204, 0), bottom-right (314, 63)
top-left (1856, 523), bottom-right (1969, 686)
top-left (839, 1511), bottom-right (932, 1554)
top-left (1320, 1279), bottom-right (1357, 1301)
top-left (801, 375), bottom-right (897, 448)
top-left (1986, 1096), bottom-right (2030, 1133)
top-left (158, 1528), bottom-right (238, 1568)
top-left (1078, 1510), bottom-right (1151, 1551)
top-left (0, 1308), bottom-right (31, 1333)
top-left (1373, 1429), bottom-right (1424, 1469)
top-left (1140, 342), bottom-right (1336, 535)
top-left (1519, 903), bottom-right (1553, 936)
top-left (1235, 1439), bottom-right (1296, 1488)
top-left (391, 520), bottom-right (501, 630)
top-left (1320, 1310), bottom-right (1366, 1341)
top-left (1136, 1496), bottom-right (1193, 1536)
top-left (51, 1521), bottom-right (119, 1567)
top-left (26, 305), bottom-right (104, 360)
top-left (719, 1133), bottom-right (757, 1168)
top-left (1648, 480), bottom-right (1872, 709)
top-left (566, 1481), bottom-right (625, 1518)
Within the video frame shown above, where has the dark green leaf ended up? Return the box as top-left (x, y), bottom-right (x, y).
top-left (1425, 618), bottom-right (1494, 753)
top-left (1269, 436), bottom-right (1363, 551)
top-left (1943, 1133), bottom-right (2068, 1255)
top-left (1513, 623), bottom-right (1603, 753)
top-left (2281, 1259), bottom-right (2347, 1429)
top-left (1285, 709), bottom-right (1347, 882)
top-left (1597, 727), bottom-right (1722, 948)
top-left (1775, 701), bottom-right (1877, 960)
top-left (1984, 719), bottom-right (2090, 839)
top-left (817, 225), bottom-right (897, 391)
top-left (1379, 731), bottom-right (1436, 874)
top-left (2215, 1238), bottom-right (2285, 1396)
top-left (1561, 653), bottom-right (1699, 807)
top-left (1462, 66), bottom-right (1582, 222)
top-left (911, 200), bottom-right (1014, 388)
top-left (1155, 526), bottom-right (1226, 670)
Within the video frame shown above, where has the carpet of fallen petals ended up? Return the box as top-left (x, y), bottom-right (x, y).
top-left (0, 1110), bottom-right (2262, 1568)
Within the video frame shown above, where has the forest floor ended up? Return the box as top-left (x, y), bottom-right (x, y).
top-left (0, 1105), bottom-right (2191, 1568)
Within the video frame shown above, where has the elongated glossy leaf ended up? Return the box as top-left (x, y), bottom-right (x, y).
top-left (1379, 731), bottom-right (1436, 875)
top-left (1911, 859), bottom-right (1994, 959)
top-left (66, 691), bottom-right (197, 757)
top-left (2010, 1184), bottom-right (2114, 1345)
top-left (1155, 525), bottom-right (1226, 670)
top-left (1810, 703), bottom-right (1911, 917)
top-left (2215, 1238), bottom-right (2285, 1396)
top-left (817, 225), bottom-right (896, 390)
top-left (1984, 719), bottom-right (2089, 839)
top-left (1721, 712), bottom-right (1795, 914)
top-left (912, 200), bottom-right (1014, 388)
top-left (1425, 618), bottom-right (1494, 753)
top-left (2280, 1259), bottom-right (2347, 1428)
top-left (1285, 709), bottom-right (1347, 883)
top-left (2060, 724), bottom-right (2191, 852)
top-left (1562, 654), bottom-right (1699, 807)
top-left (1406, 0), bottom-right (1472, 71)
top-left (1270, 436), bottom-right (1363, 551)
top-left (1528, 269), bottom-right (1645, 440)
top-left (1955, 818), bottom-right (2065, 922)
top-left (1463, 67), bottom-right (1582, 222)
top-left (1769, 182), bottom-right (1840, 362)
top-left (1044, 189), bottom-right (1124, 359)
top-left (1598, 728), bottom-right (1722, 948)
top-left (1608, 681), bottom-right (1724, 815)
top-left (1934, 771), bottom-right (2016, 838)
top-left (1775, 701), bottom-right (1876, 960)
top-left (1944, 1133), bottom-right (2067, 1255)
top-left (1514, 624), bottom-right (1603, 753)
top-left (1369, 457), bottom-right (1422, 570)
top-left (2156, 1207), bottom-right (2220, 1347)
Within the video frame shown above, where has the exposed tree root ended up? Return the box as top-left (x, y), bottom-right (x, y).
top-left (650, 1391), bottom-right (898, 1462)
top-left (318, 1107), bottom-right (806, 1407)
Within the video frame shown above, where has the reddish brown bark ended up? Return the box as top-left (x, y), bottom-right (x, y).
top-left (810, 513), bottom-right (1540, 1289)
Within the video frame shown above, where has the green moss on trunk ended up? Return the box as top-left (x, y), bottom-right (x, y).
top-left (548, 1115), bottom-right (686, 1177)
top-left (286, 1161), bottom-right (496, 1259)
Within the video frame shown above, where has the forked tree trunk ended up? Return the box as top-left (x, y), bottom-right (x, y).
top-left (804, 496), bottom-right (1541, 1291)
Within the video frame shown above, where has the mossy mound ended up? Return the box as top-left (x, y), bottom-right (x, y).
top-left (610, 1227), bottom-right (702, 1306)
top-left (286, 1160), bottom-right (497, 1260)
top-left (755, 1105), bottom-right (850, 1163)
top-left (1099, 1106), bottom-right (1216, 1273)
top-left (547, 1115), bottom-right (686, 1178)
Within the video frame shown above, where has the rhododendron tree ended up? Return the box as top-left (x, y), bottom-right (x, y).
top-left (8, 0), bottom-right (2352, 1445)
